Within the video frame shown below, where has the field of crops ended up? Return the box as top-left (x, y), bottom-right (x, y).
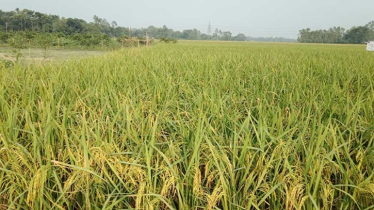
top-left (0, 41), bottom-right (374, 209)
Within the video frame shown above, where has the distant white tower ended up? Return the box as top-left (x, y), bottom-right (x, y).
top-left (207, 21), bottom-right (212, 35)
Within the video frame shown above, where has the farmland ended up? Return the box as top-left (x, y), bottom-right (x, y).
top-left (0, 47), bottom-right (105, 63)
top-left (0, 41), bottom-right (374, 209)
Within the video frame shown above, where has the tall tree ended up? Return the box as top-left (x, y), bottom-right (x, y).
top-left (343, 26), bottom-right (371, 44)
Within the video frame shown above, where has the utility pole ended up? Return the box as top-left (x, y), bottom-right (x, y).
top-left (207, 21), bottom-right (212, 36)
top-left (5, 22), bottom-right (8, 33)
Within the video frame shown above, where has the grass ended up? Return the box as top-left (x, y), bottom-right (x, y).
top-left (0, 41), bottom-right (374, 209)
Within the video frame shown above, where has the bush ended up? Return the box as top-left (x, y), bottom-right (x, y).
top-left (160, 37), bottom-right (177, 43)
top-left (0, 59), bottom-right (14, 68)
top-left (0, 32), bottom-right (10, 45)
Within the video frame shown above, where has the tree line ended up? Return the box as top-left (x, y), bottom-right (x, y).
top-left (248, 37), bottom-right (296, 42)
top-left (7, 8), bottom-right (373, 44)
top-left (0, 8), bottom-right (297, 43)
top-left (0, 31), bottom-right (157, 63)
top-left (0, 31), bottom-right (139, 50)
top-left (298, 21), bottom-right (374, 44)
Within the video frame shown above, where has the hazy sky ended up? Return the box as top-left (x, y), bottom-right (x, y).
top-left (1, 0), bottom-right (373, 38)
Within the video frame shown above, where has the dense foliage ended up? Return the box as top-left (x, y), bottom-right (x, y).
top-left (298, 22), bottom-right (374, 43)
top-left (0, 31), bottom-right (154, 53)
top-left (0, 42), bottom-right (373, 209)
top-left (0, 8), bottom-right (297, 42)
top-left (160, 37), bottom-right (177, 43)
top-left (2, 8), bottom-right (374, 44)
top-left (248, 36), bottom-right (297, 42)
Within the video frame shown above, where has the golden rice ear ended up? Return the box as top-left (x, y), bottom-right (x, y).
top-left (160, 166), bottom-right (176, 197)
top-left (26, 166), bottom-right (48, 208)
top-left (320, 181), bottom-right (334, 210)
top-left (193, 165), bottom-right (203, 197)
top-left (135, 182), bottom-right (146, 209)
top-left (206, 186), bottom-right (224, 210)
top-left (284, 164), bottom-right (305, 210)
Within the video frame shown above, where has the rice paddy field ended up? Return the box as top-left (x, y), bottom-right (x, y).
top-left (0, 41), bottom-right (374, 209)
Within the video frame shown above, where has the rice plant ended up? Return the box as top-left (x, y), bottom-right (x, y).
top-left (0, 42), bottom-right (374, 209)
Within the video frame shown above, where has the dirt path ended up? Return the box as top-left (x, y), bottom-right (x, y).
top-left (0, 53), bottom-right (50, 62)
top-left (0, 53), bottom-right (15, 61)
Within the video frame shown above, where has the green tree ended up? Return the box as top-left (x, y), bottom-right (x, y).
top-left (343, 26), bottom-right (371, 44)
top-left (0, 32), bottom-right (9, 45)
top-left (66, 18), bottom-right (85, 35)
top-left (366, 21), bottom-right (374, 30)
top-left (234, 33), bottom-right (246, 41)
top-left (8, 32), bottom-right (27, 62)
top-left (221, 31), bottom-right (232, 41)
top-left (200, 33), bottom-right (211, 40)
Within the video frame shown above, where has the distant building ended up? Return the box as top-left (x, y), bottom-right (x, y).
top-left (367, 41), bottom-right (374, 51)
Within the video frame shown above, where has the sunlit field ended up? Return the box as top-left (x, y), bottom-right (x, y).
top-left (1, 41), bottom-right (374, 209)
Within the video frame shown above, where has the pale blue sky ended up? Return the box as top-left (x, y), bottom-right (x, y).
top-left (1, 0), bottom-right (373, 38)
